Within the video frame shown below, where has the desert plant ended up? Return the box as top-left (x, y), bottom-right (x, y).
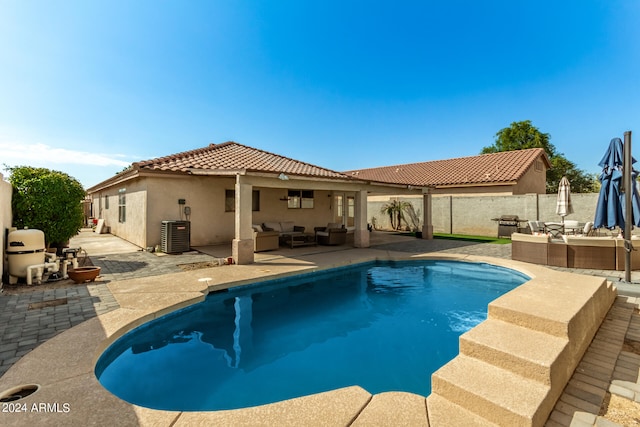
top-left (380, 199), bottom-right (412, 230)
top-left (402, 202), bottom-right (422, 231)
top-left (7, 166), bottom-right (85, 248)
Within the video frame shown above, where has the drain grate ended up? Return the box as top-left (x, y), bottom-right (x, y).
top-left (0, 384), bottom-right (40, 402)
top-left (28, 298), bottom-right (68, 310)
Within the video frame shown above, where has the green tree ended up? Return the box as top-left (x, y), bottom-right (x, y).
top-left (481, 120), bottom-right (597, 193)
top-left (7, 166), bottom-right (85, 247)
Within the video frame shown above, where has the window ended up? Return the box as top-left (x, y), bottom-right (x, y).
top-left (104, 194), bottom-right (109, 209)
top-left (118, 189), bottom-right (126, 223)
top-left (288, 190), bottom-right (314, 209)
top-left (347, 196), bottom-right (355, 226)
top-left (225, 189), bottom-right (260, 212)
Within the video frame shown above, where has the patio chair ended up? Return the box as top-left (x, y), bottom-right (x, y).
top-left (563, 220), bottom-right (581, 235)
top-left (315, 223), bottom-right (347, 246)
top-left (528, 220), bottom-right (545, 234)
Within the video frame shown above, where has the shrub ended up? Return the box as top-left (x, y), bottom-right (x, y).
top-left (7, 166), bottom-right (85, 248)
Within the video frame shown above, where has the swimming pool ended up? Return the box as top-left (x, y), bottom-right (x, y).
top-left (95, 260), bottom-right (529, 411)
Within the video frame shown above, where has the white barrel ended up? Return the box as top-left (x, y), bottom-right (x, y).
top-left (7, 229), bottom-right (46, 278)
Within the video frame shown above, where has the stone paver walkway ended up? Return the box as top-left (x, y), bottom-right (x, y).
top-left (0, 283), bottom-right (119, 377)
top-left (545, 295), bottom-right (640, 427)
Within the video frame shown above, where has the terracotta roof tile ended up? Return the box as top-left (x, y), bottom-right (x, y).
top-left (134, 142), bottom-right (351, 179)
top-left (345, 148), bottom-right (549, 187)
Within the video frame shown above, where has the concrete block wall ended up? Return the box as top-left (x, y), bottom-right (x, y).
top-left (370, 193), bottom-right (600, 237)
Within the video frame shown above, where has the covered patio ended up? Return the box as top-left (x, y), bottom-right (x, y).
top-left (220, 171), bottom-right (433, 264)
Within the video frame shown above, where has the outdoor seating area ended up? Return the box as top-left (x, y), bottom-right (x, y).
top-left (253, 221), bottom-right (349, 251)
top-left (527, 220), bottom-right (594, 238)
top-left (511, 232), bottom-right (640, 270)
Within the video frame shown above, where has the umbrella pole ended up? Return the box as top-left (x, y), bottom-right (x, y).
top-left (624, 131), bottom-right (633, 282)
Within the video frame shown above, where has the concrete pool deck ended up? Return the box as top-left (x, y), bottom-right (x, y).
top-left (0, 231), bottom-right (639, 426)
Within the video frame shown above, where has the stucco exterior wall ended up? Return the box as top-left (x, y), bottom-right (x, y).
top-left (91, 175), bottom-right (345, 249)
top-left (251, 187), bottom-right (335, 233)
top-left (90, 178), bottom-right (148, 249)
top-left (512, 161), bottom-right (547, 194)
top-left (0, 174), bottom-right (13, 286)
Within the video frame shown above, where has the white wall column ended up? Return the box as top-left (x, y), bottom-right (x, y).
top-left (422, 188), bottom-right (433, 239)
top-left (232, 175), bottom-right (254, 264)
top-left (354, 190), bottom-right (369, 248)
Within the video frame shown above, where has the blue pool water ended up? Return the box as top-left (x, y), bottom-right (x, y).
top-left (95, 260), bottom-right (529, 411)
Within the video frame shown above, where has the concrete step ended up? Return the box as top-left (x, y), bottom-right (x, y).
top-left (426, 393), bottom-right (498, 427)
top-left (487, 276), bottom-right (614, 340)
top-left (431, 355), bottom-right (552, 427)
top-left (460, 319), bottom-right (569, 385)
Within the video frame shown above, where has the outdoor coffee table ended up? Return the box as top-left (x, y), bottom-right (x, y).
top-left (282, 233), bottom-right (317, 248)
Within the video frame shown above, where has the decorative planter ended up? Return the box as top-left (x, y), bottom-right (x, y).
top-left (68, 266), bottom-right (101, 284)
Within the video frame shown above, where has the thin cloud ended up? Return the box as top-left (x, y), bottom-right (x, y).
top-left (0, 142), bottom-right (132, 168)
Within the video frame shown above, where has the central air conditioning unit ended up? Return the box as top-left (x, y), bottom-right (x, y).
top-left (161, 220), bottom-right (190, 253)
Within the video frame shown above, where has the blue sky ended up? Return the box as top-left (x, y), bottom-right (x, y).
top-left (1, 1), bottom-right (639, 188)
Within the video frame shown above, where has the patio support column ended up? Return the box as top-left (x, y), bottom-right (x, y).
top-left (232, 175), bottom-right (254, 265)
top-left (421, 188), bottom-right (433, 239)
top-left (354, 190), bottom-right (369, 248)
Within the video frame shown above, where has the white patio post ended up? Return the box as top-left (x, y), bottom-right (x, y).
top-left (421, 188), bottom-right (433, 239)
top-left (354, 190), bottom-right (370, 248)
top-left (232, 174), bottom-right (254, 264)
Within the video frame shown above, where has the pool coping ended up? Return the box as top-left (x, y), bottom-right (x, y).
top-left (0, 248), bottom-right (616, 426)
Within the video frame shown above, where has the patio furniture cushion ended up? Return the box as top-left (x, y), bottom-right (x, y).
top-left (252, 224), bottom-right (264, 233)
top-left (263, 222), bottom-right (282, 232)
top-left (581, 221), bottom-right (594, 236)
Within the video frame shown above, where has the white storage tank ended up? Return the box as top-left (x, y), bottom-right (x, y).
top-left (7, 229), bottom-right (45, 284)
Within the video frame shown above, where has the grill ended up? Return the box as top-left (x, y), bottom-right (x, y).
top-left (491, 215), bottom-right (528, 238)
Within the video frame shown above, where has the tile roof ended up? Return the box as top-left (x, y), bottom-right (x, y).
top-left (133, 141), bottom-right (351, 179)
top-left (345, 148), bottom-right (549, 187)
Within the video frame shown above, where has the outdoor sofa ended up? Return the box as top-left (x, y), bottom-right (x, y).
top-left (511, 232), bottom-right (639, 271)
top-left (262, 221), bottom-right (306, 245)
top-left (252, 225), bottom-right (279, 252)
top-left (314, 223), bottom-right (347, 246)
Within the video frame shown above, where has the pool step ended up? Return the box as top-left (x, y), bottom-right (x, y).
top-left (459, 319), bottom-right (570, 385)
top-left (430, 355), bottom-right (552, 426)
top-left (426, 394), bottom-right (499, 427)
top-left (486, 277), bottom-right (614, 339)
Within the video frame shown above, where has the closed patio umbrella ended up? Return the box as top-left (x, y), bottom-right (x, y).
top-left (555, 176), bottom-right (573, 222)
top-left (594, 137), bottom-right (640, 230)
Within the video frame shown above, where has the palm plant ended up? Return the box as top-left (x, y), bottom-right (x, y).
top-left (380, 199), bottom-right (412, 230)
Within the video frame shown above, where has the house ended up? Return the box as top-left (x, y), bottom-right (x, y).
top-left (85, 142), bottom-right (431, 264)
top-left (346, 148), bottom-right (551, 196)
top-left (344, 148), bottom-right (552, 234)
